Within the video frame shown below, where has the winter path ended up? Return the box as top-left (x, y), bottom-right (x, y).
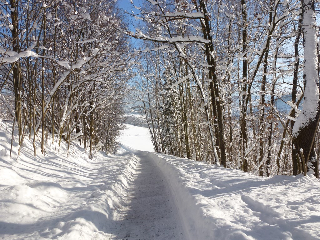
top-left (1, 117), bottom-right (320, 239)
top-left (111, 150), bottom-right (185, 240)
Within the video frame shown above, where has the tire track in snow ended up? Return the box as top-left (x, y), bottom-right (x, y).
top-left (113, 151), bottom-right (185, 240)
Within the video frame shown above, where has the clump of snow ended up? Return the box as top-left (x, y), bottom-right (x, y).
top-left (57, 60), bottom-right (71, 69)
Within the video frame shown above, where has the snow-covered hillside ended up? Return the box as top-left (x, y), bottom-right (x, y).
top-left (0, 120), bottom-right (139, 239)
top-left (154, 154), bottom-right (320, 239)
top-left (0, 117), bottom-right (319, 240)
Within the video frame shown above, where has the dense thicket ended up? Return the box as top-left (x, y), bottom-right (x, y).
top-left (0, 0), bottom-right (131, 156)
top-left (132, 0), bottom-right (320, 177)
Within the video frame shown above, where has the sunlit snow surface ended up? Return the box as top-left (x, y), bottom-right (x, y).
top-left (0, 117), bottom-right (319, 240)
top-left (154, 154), bottom-right (320, 239)
top-left (0, 119), bottom-right (136, 239)
top-left (117, 123), bottom-right (154, 152)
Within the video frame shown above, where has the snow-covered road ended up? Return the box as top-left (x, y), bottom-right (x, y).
top-left (1, 119), bottom-right (320, 239)
top-left (113, 151), bottom-right (185, 240)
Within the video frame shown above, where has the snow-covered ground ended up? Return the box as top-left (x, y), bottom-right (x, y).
top-left (154, 154), bottom-right (320, 240)
top-left (0, 120), bottom-right (139, 239)
top-left (117, 123), bottom-right (154, 152)
top-left (0, 117), bottom-right (320, 239)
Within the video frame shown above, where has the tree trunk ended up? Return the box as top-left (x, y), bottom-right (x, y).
top-left (293, 0), bottom-right (319, 178)
top-left (10, 0), bottom-right (23, 147)
top-left (41, 10), bottom-right (47, 154)
top-left (241, 0), bottom-right (248, 172)
top-left (259, 3), bottom-right (273, 176)
top-left (199, 0), bottom-right (226, 167)
top-left (291, 8), bottom-right (303, 175)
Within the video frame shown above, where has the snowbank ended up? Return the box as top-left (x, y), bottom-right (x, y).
top-left (0, 120), bottom-right (138, 239)
top-left (153, 153), bottom-right (320, 240)
top-left (1, 117), bottom-right (320, 240)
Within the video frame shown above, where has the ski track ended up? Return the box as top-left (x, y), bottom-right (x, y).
top-left (113, 151), bottom-right (184, 240)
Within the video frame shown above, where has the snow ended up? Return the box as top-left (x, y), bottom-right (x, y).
top-left (169, 36), bottom-right (210, 44)
top-left (0, 116), bottom-right (320, 239)
top-left (0, 120), bottom-right (137, 239)
top-left (57, 61), bottom-right (71, 69)
top-left (131, 29), bottom-right (210, 44)
top-left (293, 0), bottom-right (319, 136)
top-left (113, 151), bottom-right (185, 239)
top-left (163, 12), bottom-right (204, 19)
top-left (153, 154), bottom-right (320, 239)
top-left (117, 123), bottom-right (154, 152)
top-left (0, 50), bottom-right (39, 64)
top-left (147, 0), bottom-right (158, 6)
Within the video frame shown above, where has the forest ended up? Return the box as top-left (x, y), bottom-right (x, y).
top-left (132, 0), bottom-right (320, 177)
top-left (0, 0), bottom-right (131, 157)
top-left (0, 0), bottom-right (320, 177)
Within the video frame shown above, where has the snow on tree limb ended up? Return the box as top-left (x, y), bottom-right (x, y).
top-left (161, 12), bottom-right (205, 19)
top-left (293, 0), bottom-right (319, 136)
top-left (0, 50), bottom-right (39, 64)
top-left (127, 30), bottom-right (210, 44)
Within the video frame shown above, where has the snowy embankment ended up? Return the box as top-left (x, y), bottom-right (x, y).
top-left (0, 120), bottom-right (138, 239)
top-left (118, 119), bottom-right (320, 240)
top-left (1, 115), bottom-right (320, 240)
top-left (152, 153), bottom-right (320, 240)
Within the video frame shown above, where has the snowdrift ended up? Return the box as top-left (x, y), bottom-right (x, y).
top-left (153, 153), bottom-right (320, 240)
top-left (1, 120), bottom-right (320, 240)
top-left (0, 120), bottom-right (138, 239)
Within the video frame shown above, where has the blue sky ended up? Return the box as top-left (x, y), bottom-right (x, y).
top-left (117, 0), bottom-right (144, 48)
top-left (117, 0), bottom-right (142, 27)
top-left (117, 0), bottom-right (132, 13)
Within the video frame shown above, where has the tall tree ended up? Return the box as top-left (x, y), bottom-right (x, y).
top-left (293, 0), bottom-right (319, 177)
